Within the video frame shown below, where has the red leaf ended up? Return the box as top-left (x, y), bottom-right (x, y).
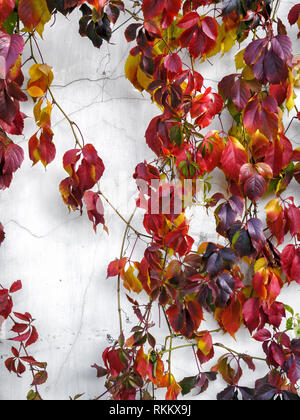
top-left (10, 329), bottom-right (31, 343)
top-left (0, 289), bottom-right (12, 319)
top-left (39, 129), bottom-right (56, 167)
top-left (164, 54), bottom-right (182, 73)
top-left (0, 223), bottom-right (4, 246)
top-left (11, 323), bottom-right (28, 334)
top-left (286, 205), bottom-right (300, 237)
top-left (76, 144), bottom-right (105, 190)
top-left (84, 191), bottom-right (106, 232)
top-left (288, 4), bottom-right (300, 25)
top-left (107, 258), bottom-right (127, 278)
top-left (243, 97), bottom-right (260, 135)
top-left (201, 16), bottom-right (218, 40)
top-left (178, 11), bottom-right (199, 28)
top-left (265, 199), bottom-right (286, 245)
top-left (0, 0), bottom-right (15, 26)
top-left (142, 0), bottom-right (165, 20)
top-left (242, 297), bottom-right (261, 334)
top-left (32, 370), bottom-right (48, 386)
top-left (103, 348), bottom-right (126, 377)
top-left (187, 300), bottom-right (203, 332)
top-left (221, 137), bottom-right (248, 182)
top-left (281, 245), bottom-right (300, 284)
top-left (166, 302), bottom-right (184, 333)
top-left (3, 143), bottom-right (24, 174)
top-left (5, 357), bottom-right (16, 373)
top-left (269, 342), bottom-right (285, 368)
top-left (221, 297), bottom-right (242, 338)
top-left (9, 280), bottom-right (22, 294)
top-left (17, 360), bottom-right (26, 375)
top-left (63, 149), bottom-right (81, 176)
top-left (269, 84), bottom-right (287, 106)
top-left (26, 326), bottom-right (38, 347)
top-left (18, 0), bottom-right (51, 33)
top-left (11, 346), bottom-right (19, 358)
top-left (253, 328), bottom-right (272, 342)
top-left (13, 312), bottom-right (31, 322)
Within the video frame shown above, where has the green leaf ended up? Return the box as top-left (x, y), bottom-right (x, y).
top-left (232, 230), bottom-right (240, 246)
top-left (182, 165), bottom-right (189, 178)
top-left (170, 125), bottom-right (183, 147)
top-left (27, 390), bottom-right (41, 400)
top-left (286, 317), bottom-right (294, 330)
top-left (189, 165), bottom-right (196, 177)
top-left (284, 305), bottom-right (294, 316)
top-left (2, 12), bottom-right (18, 35)
top-left (179, 375), bottom-right (197, 396)
top-left (118, 332), bottom-right (125, 347)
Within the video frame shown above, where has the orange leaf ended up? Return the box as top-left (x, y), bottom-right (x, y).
top-left (221, 297), bottom-right (242, 338)
top-left (166, 376), bottom-right (182, 400)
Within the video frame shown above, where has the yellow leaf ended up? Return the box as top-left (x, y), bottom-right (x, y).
top-left (242, 65), bottom-right (255, 80)
top-left (235, 49), bottom-right (246, 70)
top-left (265, 198), bottom-right (282, 220)
top-left (27, 63), bottom-right (53, 98)
top-left (125, 53), bottom-right (152, 92)
top-left (173, 213), bottom-right (185, 228)
top-left (123, 265), bottom-right (143, 294)
top-left (254, 258), bottom-right (267, 273)
top-left (286, 72), bottom-right (296, 113)
top-left (38, 100), bottom-right (52, 128)
top-left (33, 98), bottom-right (43, 123)
top-left (137, 65), bottom-right (152, 91)
top-left (27, 85), bottom-right (45, 98)
top-left (221, 27), bottom-right (237, 54)
top-left (242, 286), bottom-right (253, 299)
top-left (206, 23), bottom-right (237, 59)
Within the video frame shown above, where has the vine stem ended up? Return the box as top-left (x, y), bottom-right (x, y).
top-left (98, 190), bottom-right (152, 239)
top-left (117, 208), bottom-right (137, 334)
top-left (48, 88), bottom-right (83, 149)
top-left (159, 342), bottom-right (266, 363)
top-left (214, 343), bottom-right (266, 362)
top-left (112, 7), bottom-right (143, 34)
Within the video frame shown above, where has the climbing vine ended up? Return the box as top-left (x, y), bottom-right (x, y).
top-left (0, 0), bottom-right (300, 400)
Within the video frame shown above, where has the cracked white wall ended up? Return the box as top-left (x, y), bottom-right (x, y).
top-left (0, 1), bottom-right (299, 400)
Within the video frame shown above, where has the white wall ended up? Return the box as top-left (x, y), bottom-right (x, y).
top-left (0, 0), bottom-right (299, 400)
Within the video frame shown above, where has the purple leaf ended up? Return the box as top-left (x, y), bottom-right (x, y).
top-left (0, 33), bottom-right (24, 79)
top-left (271, 35), bottom-right (292, 61)
top-left (264, 50), bottom-right (287, 84)
top-left (231, 78), bottom-right (251, 111)
top-left (244, 173), bottom-right (266, 202)
top-left (247, 218), bottom-right (266, 253)
top-left (244, 38), bottom-right (267, 66)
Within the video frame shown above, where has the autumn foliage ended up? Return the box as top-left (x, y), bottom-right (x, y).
top-left (0, 0), bottom-right (300, 401)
